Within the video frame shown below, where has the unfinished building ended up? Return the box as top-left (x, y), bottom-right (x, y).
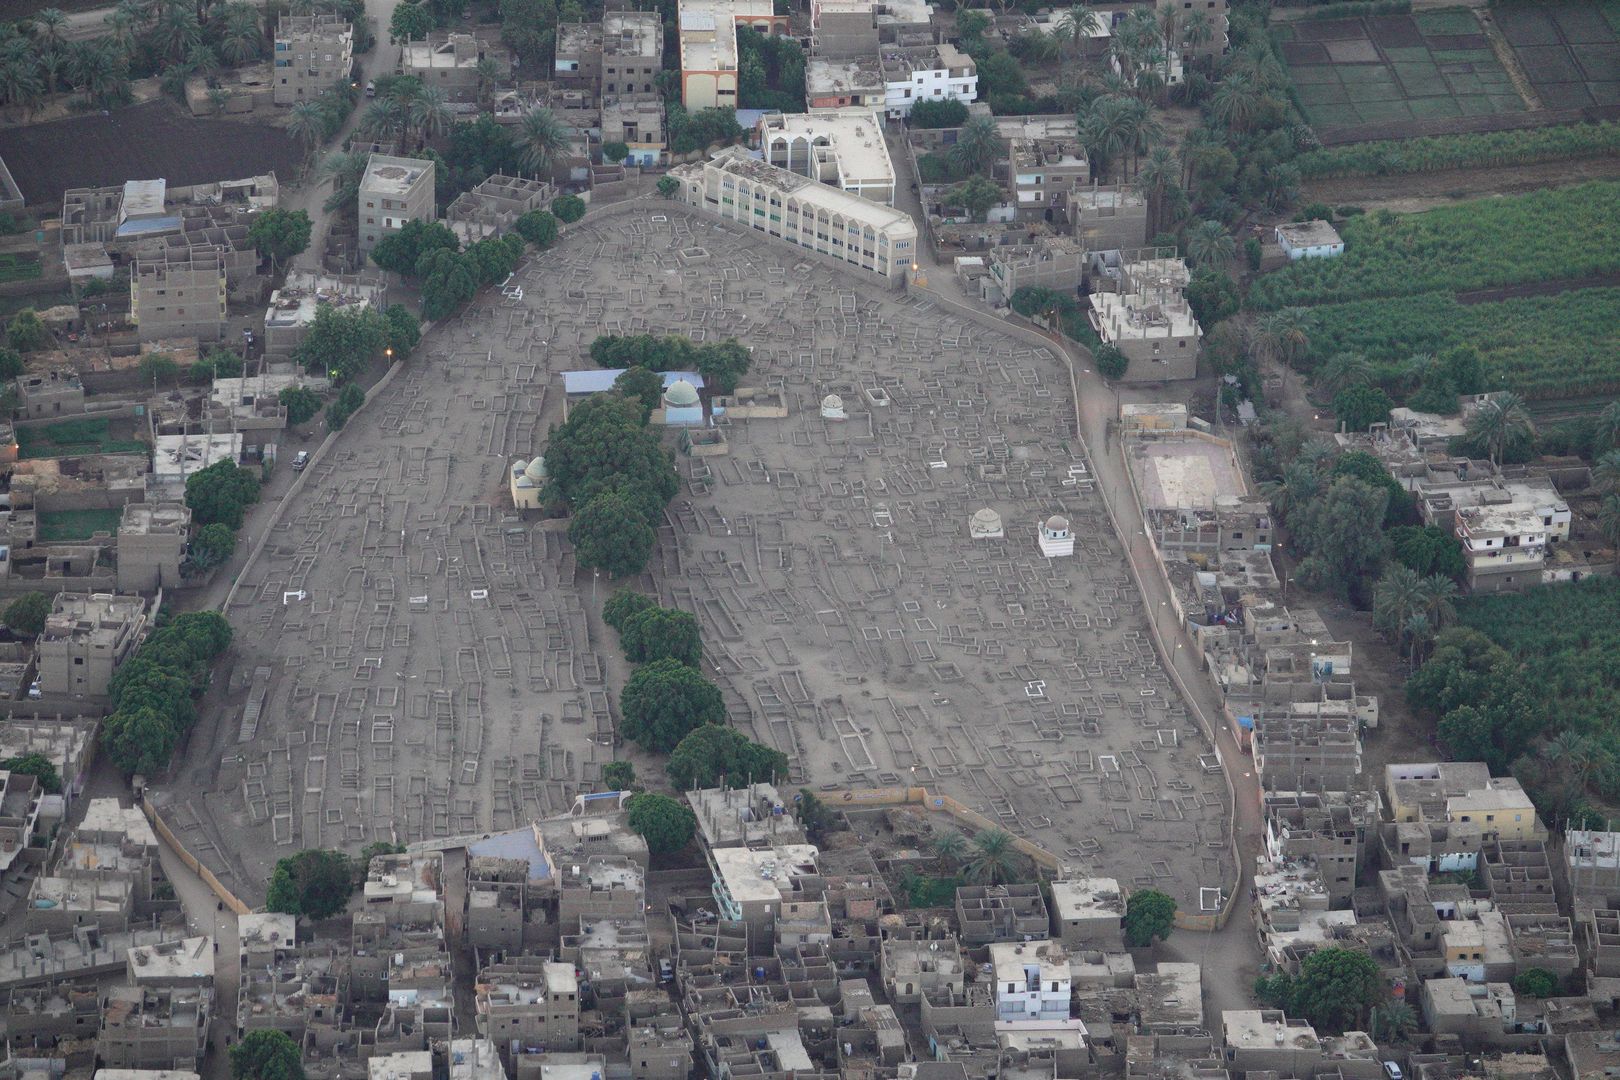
top-left (131, 246), bottom-right (227, 344)
top-left (35, 593), bottom-right (148, 699)
top-left (273, 14), bottom-right (353, 104)
top-left (446, 175), bottom-right (554, 245)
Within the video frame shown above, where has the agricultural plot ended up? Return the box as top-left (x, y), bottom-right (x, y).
top-left (1493, 1), bottom-right (1620, 109)
top-left (1294, 287), bottom-right (1620, 399)
top-left (1275, 10), bottom-right (1525, 131)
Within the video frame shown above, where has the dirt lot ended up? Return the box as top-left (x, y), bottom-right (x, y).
top-left (0, 100), bottom-right (301, 209)
top-left (1300, 152), bottom-right (1620, 212)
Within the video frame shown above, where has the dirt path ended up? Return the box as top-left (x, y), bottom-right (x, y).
top-left (1301, 153), bottom-right (1620, 212)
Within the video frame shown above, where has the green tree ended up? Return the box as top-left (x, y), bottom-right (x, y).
top-left (552, 194), bottom-right (586, 223)
top-left (908, 98), bottom-right (968, 128)
top-left (3, 591), bottom-right (50, 636)
top-left (519, 107), bottom-right (571, 175)
top-left (657, 176), bottom-right (679, 199)
top-left (667, 724), bottom-right (788, 790)
top-left (542, 394), bottom-right (678, 523)
top-left (279, 386), bottom-right (321, 425)
top-left (1438, 344), bottom-right (1483, 395)
top-left (0, 346), bottom-right (24, 381)
top-left (601, 760), bottom-right (636, 790)
top-left (247, 209), bottom-right (313, 276)
top-left (1302, 477), bottom-right (1390, 602)
top-left (570, 490), bottom-right (655, 578)
top-left (1186, 219), bottom-right (1234, 269)
top-left (185, 460), bottom-right (261, 529)
top-left (625, 792), bottom-right (697, 854)
top-left (1388, 524), bottom-right (1466, 582)
top-left (949, 116), bottom-right (1001, 176)
top-left (1095, 344), bottom-right (1129, 380)
top-left (417, 248), bottom-right (479, 320)
top-left (293, 303), bottom-right (389, 380)
top-left (324, 383), bottom-right (364, 429)
top-left (955, 8), bottom-right (989, 39)
top-left (944, 175), bottom-right (1002, 222)
top-left (602, 140), bottom-right (629, 164)
top-left (138, 353), bottom-right (181, 387)
top-left (383, 304), bottom-right (421, 359)
top-left (0, 753), bottom-right (61, 793)
top-left (695, 339), bottom-right (750, 393)
top-left (1333, 450), bottom-right (1414, 528)
top-left (1511, 966), bottom-right (1560, 999)
top-left (619, 605), bottom-right (701, 666)
top-left (604, 588), bottom-right (657, 632)
top-left (1332, 384), bottom-right (1392, 433)
top-left (614, 366), bottom-right (664, 422)
top-left (1465, 392), bottom-right (1534, 472)
top-left (389, 0), bottom-right (434, 40)
top-left (7, 309), bottom-right (50, 352)
top-left (231, 1030), bottom-right (306, 1080)
top-left (189, 522), bottom-right (237, 571)
top-left (1285, 947), bottom-right (1385, 1034)
top-left (964, 828), bottom-right (1021, 885)
top-left (1184, 268), bottom-right (1239, 327)
top-left (1123, 887), bottom-right (1177, 946)
top-left (1368, 1001), bottom-right (1417, 1044)
top-left (619, 658), bottom-right (725, 752)
top-left (514, 209), bottom-right (559, 247)
top-left (796, 789), bottom-right (833, 840)
top-left (932, 831), bottom-right (967, 864)
top-left (369, 219), bottom-right (459, 277)
top-left (265, 849), bottom-right (353, 919)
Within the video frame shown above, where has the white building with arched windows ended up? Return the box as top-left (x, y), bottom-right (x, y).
top-left (758, 108), bottom-right (896, 206)
top-left (668, 147), bottom-right (919, 283)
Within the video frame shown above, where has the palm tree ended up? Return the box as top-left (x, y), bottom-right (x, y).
top-left (319, 149), bottom-right (369, 212)
top-left (964, 829), bottom-right (1019, 885)
top-left (1465, 392), bottom-right (1534, 472)
top-left (217, 2), bottom-right (262, 62)
top-left (932, 831), bottom-right (967, 865)
top-left (67, 38), bottom-right (127, 103)
top-left (288, 99), bottom-right (327, 156)
top-left (1369, 1001), bottom-right (1417, 1044)
top-left (1016, 28), bottom-right (1062, 65)
top-left (1600, 493), bottom-right (1620, 569)
top-left (1155, 2), bottom-right (1180, 56)
top-left (518, 106), bottom-right (571, 176)
top-left (1417, 573), bottom-right (1458, 632)
top-left (30, 8), bottom-right (69, 50)
top-left (1185, 219), bottom-right (1233, 269)
top-left (36, 47), bottom-right (65, 95)
top-left (1264, 459), bottom-right (1322, 528)
top-left (1181, 8), bottom-right (1213, 54)
top-left (1078, 95), bottom-right (1130, 181)
top-left (409, 83), bottom-right (452, 145)
top-left (358, 96), bottom-right (404, 140)
top-left (1054, 3), bottom-right (1099, 57)
top-left (1123, 98), bottom-right (1163, 176)
top-left (475, 56), bottom-right (504, 106)
top-left (185, 42), bottom-right (218, 75)
top-left (0, 57), bottom-right (43, 110)
top-left (1592, 400), bottom-right (1620, 452)
top-left (949, 115), bottom-right (1001, 176)
top-left (1133, 53), bottom-right (1167, 104)
top-left (1372, 565), bottom-right (1424, 644)
top-left (1209, 73), bottom-right (1259, 132)
top-left (1403, 612), bottom-right (1432, 666)
top-left (1314, 351), bottom-right (1372, 400)
top-left (1134, 146), bottom-right (1175, 234)
top-left (1593, 449), bottom-right (1620, 494)
top-left (151, 2), bottom-right (202, 63)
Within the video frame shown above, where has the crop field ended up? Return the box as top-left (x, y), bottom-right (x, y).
top-left (36, 508), bottom-right (124, 542)
top-left (1249, 181), bottom-right (1620, 309)
top-left (1294, 286), bottom-right (1620, 399)
top-left (1275, 10), bottom-right (1525, 131)
top-left (1493, 1), bottom-right (1620, 109)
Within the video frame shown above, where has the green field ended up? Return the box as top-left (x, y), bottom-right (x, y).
top-left (1250, 181), bottom-right (1620, 309)
top-left (1295, 286), bottom-right (1620, 399)
top-left (0, 254), bottom-right (41, 284)
top-left (1275, 9), bottom-right (1524, 129)
top-left (35, 508), bottom-right (123, 542)
top-left (17, 419), bottom-right (147, 460)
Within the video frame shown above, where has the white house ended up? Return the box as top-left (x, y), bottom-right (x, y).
top-left (990, 940), bottom-right (1072, 1023)
top-left (1275, 219), bottom-right (1344, 261)
top-left (880, 43), bottom-right (977, 118)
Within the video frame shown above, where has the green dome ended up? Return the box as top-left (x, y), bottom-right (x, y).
top-left (664, 380), bottom-right (700, 407)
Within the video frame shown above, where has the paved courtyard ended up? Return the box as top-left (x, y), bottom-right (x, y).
top-left (180, 207), bottom-right (1233, 909)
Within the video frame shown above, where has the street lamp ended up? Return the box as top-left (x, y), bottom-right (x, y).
top-left (385, 347), bottom-right (394, 362)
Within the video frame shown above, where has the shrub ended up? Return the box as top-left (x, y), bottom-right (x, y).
top-left (552, 194), bottom-right (586, 223)
top-left (1095, 344), bottom-right (1129, 380)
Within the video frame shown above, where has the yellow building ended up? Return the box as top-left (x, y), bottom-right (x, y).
top-left (509, 456), bottom-right (546, 510)
top-left (677, 0), bottom-right (785, 109)
top-left (1383, 763), bottom-right (1540, 842)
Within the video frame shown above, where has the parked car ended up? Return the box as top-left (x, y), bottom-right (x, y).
top-left (365, 80), bottom-right (376, 97)
top-left (1383, 1062), bottom-right (1402, 1080)
top-left (292, 451), bottom-right (310, 471)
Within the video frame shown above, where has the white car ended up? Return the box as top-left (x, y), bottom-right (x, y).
top-left (1383, 1062), bottom-right (1402, 1080)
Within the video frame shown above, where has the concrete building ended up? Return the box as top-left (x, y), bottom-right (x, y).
top-left (669, 146), bottom-right (919, 282)
top-left (0, 719), bottom-right (96, 807)
top-left (399, 32), bottom-right (509, 104)
top-left (116, 503), bottom-right (189, 593)
top-left (956, 883), bottom-right (1049, 945)
top-left (759, 108), bottom-right (897, 206)
top-left (600, 99), bottom-right (664, 167)
top-left (1088, 282), bottom-right (1200, 382)
top-left (5, 982), bottom-right (102, 1052)
top-left (676, 0), bottom-right (785, 109)
top-left (879, 43), bottom-right (977, 118)
top-left (989, 940), bottom-right (1073, 1025)
top-left (1415, 476), bottom-right (1569, 594)
top-left (1384, 763), bottom-right (1541, 842)
top-left (811, 0), bottom-right (878, 57)
top-left (688, 782), bottom-right (805, 850)
top-left (554, 21), bottom-right (603, 86)
top-left (805, 56), bottom-right (886, 109)
top-left (97, 986), bottom-right (211, 1070)
top-left (708, 843), bottom-right (820, 944)
top-left (983, 239), bottom-right (1084, 306)
top-left (1049, 879), bottom-right (1124, 950)
top-left (131, 246), bottom-right (227, 344)
top-left (446, 174), bottom-right (553, 244)
top-left (1220, 1010), bottom-right (1321, 1075)
top-left (475, 959), bottom-right (581, 1062)
top-left (358, 155), bottom-right (437, 255)
top-left (35, 593), bottom-right (148, 699)
top-left (602, 11), bottom-right (662, 98)
top-left (1263, 791), bottom-right (1378, 909)
top-left (881, 932), bottom-right (964, 1005)
top-left (17, 370), bottom-right (84, 419)
top-left (1567, 829), bottom-right (1620, 906)
top-left (274, 15), bottom-right (353, 105)
top-left (1071, 184), bottom-right (1148, 251)
top-left (509, 456), bottom-right (547, 512)
top-left (127, 937), bottom-right (215, 988)
top-left (0, 770), bottom-right (42, 878)
top-left (1275, 219), bottom-right (1343, 260)
top-left (1009, 134), bottom-right (1087, 224)
top-left (263, 271), bottom-right (386, 359)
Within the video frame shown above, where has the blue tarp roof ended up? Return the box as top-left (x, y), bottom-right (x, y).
top-left (468, 827), bottom-right (552, 879)
top-left (563, 369), bottom-right (705, 394)
top-left (115, 215), bottom-right (181, 237)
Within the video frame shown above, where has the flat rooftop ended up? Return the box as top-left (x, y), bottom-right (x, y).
top-left (604, 11), bottom-right (661, 57)
top-left (1222, 1010), bottom-right (1319, 1051)
top-left (806, 56), bottom-right (885, 95)
top-left (678, 0), bottom-right (773, 73)
top-left (362, 155), bottom-right (432, 197)
top-left (41, 593), bottom-right (146, 646)
top-left (120, 502), bottom-right (190, 535)
top-left (1050, 878), bottom-right (1123, 921)
top-left (761, 108), bottom-right (895, 186)
top-left (713, 843), bottom-right (819, 903)
top-left (1275, 219), bottom-right (1341, 248)
top-left (688, 148), bottom-right (916, 232)
top-left (128, 935), bottom-right (214, 982)
top-left (1128, 438), bottom-right (1245, 512)
top-left (265, 272), bottom-right (382, 329)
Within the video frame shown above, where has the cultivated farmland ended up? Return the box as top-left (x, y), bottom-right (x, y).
top-left (1248, 181), bottom-right (1620, 309)
top-left (1293, 287), bottom-right (1620, 399)
top-left (1275, 10), bottom-right (1525, 133)
top-left (1493, 0), bottom-right (1620, 110)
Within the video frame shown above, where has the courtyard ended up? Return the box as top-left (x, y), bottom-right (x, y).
top-left (174, 206), bottom-right (1234, 912)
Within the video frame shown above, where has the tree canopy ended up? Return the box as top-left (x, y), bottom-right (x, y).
top-left (542, 393), bottom-right (677, 525)
top-left (265, 849), bottom-right (354, 919)
top-left (0, 753), bottom-right (61, 793)
top-left (102, 612), bottom-right (234, 774)
top-left (279, 386), bottom-right (322, 425)
top-left (3, 592), bottom-right (50, 636)
top-left (293, 303), bottom-right (390, 381)
top-left (248, 209), bottom-right (313, 275)
top-left (625, 792), bottom-right (697, 854)
top-left (601, 760), bottom-right (636, 791)
top-left (620, 658), bottom-right (726, 752)
top-left (589, 333), bottom-right (753, 393)
top-left (617, 604), bottom-right (702, 667)
top-left (1262, 947), bottom-right (1385, 1034)
top-left (667, 724), bottom-right (788, 790)
top-left (231, 1029), bottom-right (306, 1080)
top-left (1123, 888), bottom-right (1177, 946)
top-left (185, 460), bottom-right (262, 530)
top-left (569, 490), bottom-right (655, 578)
